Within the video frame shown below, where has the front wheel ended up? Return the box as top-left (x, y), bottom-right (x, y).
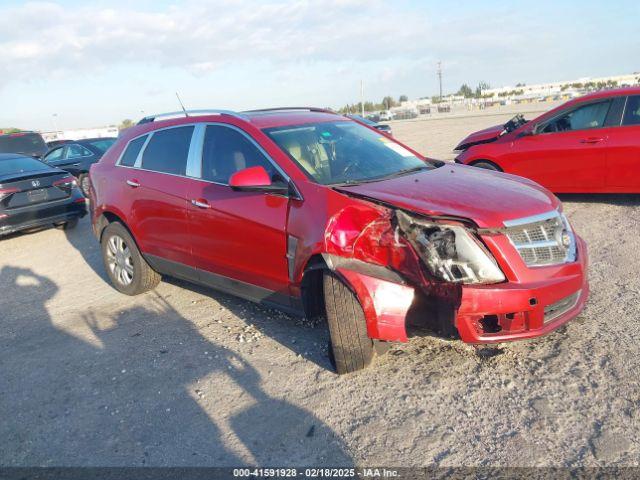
top-left (471, 160), bottom-right (501, 172)
top-left (323, 272), bottom-right (375, 374)
top-left (101, 222), bottom-right (160, 295)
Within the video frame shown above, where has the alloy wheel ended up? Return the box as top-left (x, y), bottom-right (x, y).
top-left (106, 234), bottom-right (134, 286)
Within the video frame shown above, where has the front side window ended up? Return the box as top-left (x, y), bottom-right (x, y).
top-left (264, 121), bottom-right (431, 185)
top-left (44, 147), bottom-right (64, 162)
top-left (542, 101), bottom-right (611, 133)
top-left (623, 95), bottom-right (640, 126)
top-left (201, 125), bottom-right (276, 184)
top-left (65, 144), bottom-right (93, 159)
top-left (141, 126), bottom-right (194, 175)
top-left (119, 135), bottom-right (147, 167)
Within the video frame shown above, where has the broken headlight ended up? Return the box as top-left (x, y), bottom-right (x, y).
top-left (396, 211), bottom-right (505, 285)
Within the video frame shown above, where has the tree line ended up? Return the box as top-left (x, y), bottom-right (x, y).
top-left (338, 95), bottom-right (408, 114)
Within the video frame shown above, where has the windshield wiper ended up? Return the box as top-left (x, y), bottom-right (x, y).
top-left (331, 164), bottom-right (431, 188)
top-left (380, 164), bottom-right (431, 179)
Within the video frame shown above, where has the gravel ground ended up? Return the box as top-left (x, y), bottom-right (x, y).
top-left (1, 105), bottom-right (639, 467)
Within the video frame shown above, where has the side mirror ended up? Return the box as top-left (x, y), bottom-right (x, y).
top-left (518, 125), bottom-right (537, 137)
top-left (229, 166), bottom-right (289, 194)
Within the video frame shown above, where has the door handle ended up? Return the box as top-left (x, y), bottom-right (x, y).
top-left (126, 179), bottom-right (140, 188)
top-left (580, 137), bottom-right (604, 144)
top-left (191, 199), bottom-right (211, 209)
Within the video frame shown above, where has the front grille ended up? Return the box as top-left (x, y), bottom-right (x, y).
top-left (503, 211), bottom-right (576, 267)
top-left (544, 290), bottom-right (581, 323)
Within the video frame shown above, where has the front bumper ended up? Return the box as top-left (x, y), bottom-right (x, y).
top-left (0, 198), bottom-right (87, 237)
top-left (455, 235), bottom-right (589, 343)
top-left (334, 235), bottom-right (588, 345)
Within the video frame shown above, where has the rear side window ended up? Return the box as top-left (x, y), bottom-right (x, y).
top-left (201, 125), bottom-right (275, 183)
top-left (87, 138), bottom-right (116, 153)
top-left (142, 126), bottom-right (194, 175)
top-left (119, 135), bottom-right (147, 167)
top-left (623, 95), bottom-right (640, 126)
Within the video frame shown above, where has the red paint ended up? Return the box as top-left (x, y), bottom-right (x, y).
top-left (229, 165), bottom-right (272, 188)
top-left (337, 269), bottom-right (414, 342)
top-left (456, 87), bottom-right (640, 193)
top-left (90, 109), bottom-right (588, 346)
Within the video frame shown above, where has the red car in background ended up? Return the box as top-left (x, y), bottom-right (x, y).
top-left (455, 87), bottom-right (640, 193)
top-left (90, 108), bottom-right (588, 373)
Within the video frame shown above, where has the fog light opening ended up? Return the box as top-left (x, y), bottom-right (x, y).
top-left (479, 314), bottom-right (502, 334)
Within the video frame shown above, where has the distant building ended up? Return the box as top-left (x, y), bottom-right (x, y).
top-left (41, 126), bottom-right (118, 143)
top-left (482, 73), bottom-right (640, 101)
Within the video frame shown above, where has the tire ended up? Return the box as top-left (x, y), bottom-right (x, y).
top-left (101, 222), bottom-right (160, 295)
top-left (62, 218), bottom-right (79, 230)
top-left (323, 272), bottom-right (375, 374)
top-left (55, 218), bottom-right (79, 230)
top-left (78, 174), bottom-right (90, 197)
top-left (471, 160), bottom-right (501, 171)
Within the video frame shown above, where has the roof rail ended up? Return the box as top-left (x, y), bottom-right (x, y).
top-left (241, 107), bottom-right (336, 114)
top-left (137, 109), bottom-right (248, 125)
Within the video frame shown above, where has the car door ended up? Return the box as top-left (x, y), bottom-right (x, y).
top-left (187, 123), bottom-right (291, 302)
top-left (606, 95), bottom-right (640, 190)
top-left (126, 125), bottom-right (195, 270)
top-left (47, 143), bottom-right (95, 176)
top-left (505, 99), bottom-right (614, 192)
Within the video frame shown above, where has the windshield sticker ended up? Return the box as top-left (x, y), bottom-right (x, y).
top-left (383, 142), bottom-right (414, 157)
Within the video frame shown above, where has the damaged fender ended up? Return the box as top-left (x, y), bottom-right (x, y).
top-left (321, 204), bottom-right (464, 342)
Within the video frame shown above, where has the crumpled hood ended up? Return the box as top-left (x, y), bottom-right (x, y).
top-left (455, 124), bottom-right (504, 150)
top-left (335, 164), bottom-right (560, 228)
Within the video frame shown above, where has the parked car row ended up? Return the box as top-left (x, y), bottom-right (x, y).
top-left (42, 138), bottom-right (117, 195)
top-left (0, 153), bottom-right (87, 236)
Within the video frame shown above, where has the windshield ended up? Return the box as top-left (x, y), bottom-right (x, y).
top-left (0, 133), bottom-right (48, 157)
top-left (86, 138), bottom-right (116, 153)
top-left (503, 114), bottom-right (528, 133)
top-left (264, 121), bottom-right (432, 185)
top-left (0, 156), bottom-right (49, 176)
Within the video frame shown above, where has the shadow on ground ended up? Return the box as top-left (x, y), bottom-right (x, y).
top-left (0, 265), bottom-right (351, 466)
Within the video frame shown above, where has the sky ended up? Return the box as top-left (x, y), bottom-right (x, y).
top-left (1, 0), bottom-right (638, 131)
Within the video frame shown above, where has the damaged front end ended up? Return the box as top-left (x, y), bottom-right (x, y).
top-left (322, 204), bottom-right (506, 342)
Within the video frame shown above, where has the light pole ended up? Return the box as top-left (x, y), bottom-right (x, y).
top-left (360, 80), bottom-right (365, 117)
top-left (437, 61), bottom-right (443, 101)
top-left (52, 113), bottom-right (59, 133)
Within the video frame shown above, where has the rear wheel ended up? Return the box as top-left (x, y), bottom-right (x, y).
top-left (323, 272), bottom-right (375, 374)
top-left (55, 218), bottom-right (78, 230)
top-left (101, 222), bottom-right (160, 295)
top-left (471, 160), bottom-right (501, 171)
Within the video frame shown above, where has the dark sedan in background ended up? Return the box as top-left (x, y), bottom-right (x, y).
top-left (43, 138), bottom-right (116, 195)
top-left (0, 154), bottom-right (86, 237)
top-left (0, 131), bottom-right (48, 158)
top-left (346, 114), bottom-right (393, 136)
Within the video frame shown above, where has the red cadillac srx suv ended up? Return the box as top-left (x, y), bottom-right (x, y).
top-left (455, 87), bottom-right (640, 193)
top-left (90, 108), bottom-right (588, 373)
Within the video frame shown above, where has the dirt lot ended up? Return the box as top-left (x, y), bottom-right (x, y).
top-left (1, 105), bottom-right (639, 467)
